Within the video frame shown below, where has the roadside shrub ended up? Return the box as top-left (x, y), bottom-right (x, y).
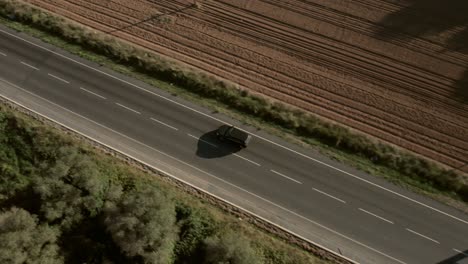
top-left (103, 185), bottom-right (177, 264)
top-left (1, 0), bottom-right (466, 201)
top-left (203, 231), bottom-right (263, 264)
top-left (32, 146), bottom-right (110, 229)
top-left (173, 203), bottom-right (218, 263)
top-left (0, 207), bottom-right (63, 264)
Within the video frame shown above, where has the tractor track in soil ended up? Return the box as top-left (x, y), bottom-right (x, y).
top-left (25, 0), bottom-right (468, 172)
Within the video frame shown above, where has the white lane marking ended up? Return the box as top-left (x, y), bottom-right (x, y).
top-left (47, 73), bottom-right (69, 84)
top-left (270, 170), bottom-right (302, 184)
top-left (359, 208), bottom-right (394, 224)
top-left (20, 61), bottom-right (39, 70)
top-left (115, 103), bottom-right (141, 114)
top-left (151, 117), bottom-right (178, 130)
top-left (80, 87), bottom-right (106, 99)
top-left (233, 153), bottom-right (261, 166)
top-left (453, 248), bottom-right (468, 256)
top-left (0, 78), bottom-right (399, 264)
top-left (0, 79), bottom-right (358, 264)
top-left (313, 188), bottom-right (346, 204)
top-left (0, 51), bottom-right (6, 56)
top-left (2, 29), bottom-right (466, 226)
top-left (187, 133), bottom-right (216, 147)
top-left (405, 228), bottom-right (440, 244)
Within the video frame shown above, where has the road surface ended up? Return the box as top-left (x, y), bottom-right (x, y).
top-left (0, 25), bottom-right (467, 264)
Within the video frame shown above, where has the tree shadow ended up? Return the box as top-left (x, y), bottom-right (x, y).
top-left (195, 130), bottom-right (241, 159)
top-left (436, 248), bottom-right (468, 264)
top-left (372, 0), bottom-right (468, 103)
top-left (0, 186), bottom-right (42, 216)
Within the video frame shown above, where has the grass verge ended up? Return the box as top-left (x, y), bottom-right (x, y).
top-left (0, 0), bottom-right (466, 208)
top-left (0, 99), bottom-right (337, 263)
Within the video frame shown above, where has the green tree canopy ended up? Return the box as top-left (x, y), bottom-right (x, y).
top-left (203, 231), bottom-right (263, 264)
top-left (33, 146), bottom-right (109, 229)
top-left (0, 207), bottom-right (63, 264)
top-left (104, 185), bottom-right (177, 264)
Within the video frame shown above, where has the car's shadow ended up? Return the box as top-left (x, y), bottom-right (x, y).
top-left (196, 130), bottom-right (242, 158)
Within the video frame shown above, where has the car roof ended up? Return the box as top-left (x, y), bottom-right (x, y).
top-left (229, 126), bottom-right (250, 141)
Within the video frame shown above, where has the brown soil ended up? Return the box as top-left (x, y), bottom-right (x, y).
top-left (25, 0), bottom-right (468, 172)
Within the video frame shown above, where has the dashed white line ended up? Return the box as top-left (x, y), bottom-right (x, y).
top-left (405, 228), bottom-right (440, 244)
top-left (80, 87), bottom-right (106, 99)
top-left (47, 73), bottom-right (69, 84)
top-left (233, 154), bottom-right (261, 166)
top-left (270, 170), bottom-right (302, 184)
top-left (187, 133), bottom-right (216, 147)
top-left (359, 208), bottom-right (394, 224)
top-left (0, 51), bottom-right (6, 56)
top-left (453, 248), bottom-right (468, 256)
top-left (20, 61), bottom-right (39, 71)
top-left (313, 188), bottom-right (346, 203)
top-left (3, 29), bottom-right (467, 227)
top-left (0, 75), bottom-right (407, 264)
top-left (115, 103), bottom-right (141, 114)
top-left (151, 117), bottom-right (178, 130)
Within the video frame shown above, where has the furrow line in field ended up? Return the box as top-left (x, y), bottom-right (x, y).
top-left (203, 1), bottom-right (459, 99)
top-left (183, 2), bottom-right (466, 118)
top-left (260, 0), bottom-right (468, 66)
top-left (30, 0), bottom-right (468, 167)
top-left (34, 0), bottom-right (468, 145)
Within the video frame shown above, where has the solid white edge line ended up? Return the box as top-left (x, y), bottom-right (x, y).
top-left (150, 117), bottom-right (178, 130)
top-left (270, 169), bottom-right (302, 184)
top-left (115, 102), bottom-right (141, 114)
top-left (233, 153), bottom-right (261, 166)
top-left (0, 81), bottom-right (364, 264)
top-left (2, 78), bottom-right (406, 263)
top-left (359, 208), bottom-right (394, 224)
top-left (405, 228), bottom-right (440, 244)
top-left (187, 133), bottom-right (217, 148)
top-left (47, 73), bottom-right (70, 84)
top-left (80, 87), bottom-right (106, 99)
top-left (0, 52), bottom-right (6, 56)
top-left (20, 61), bottom-right (39, 70)
top-left (453, 249), bottom-right (468, 256)
top-left (2, 29), bottom-right (466, 227)
top-left (313, 188), bottom-right (346, 204)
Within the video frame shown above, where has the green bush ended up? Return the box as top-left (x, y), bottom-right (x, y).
top-left (103, 185), bottom-right (178, 264)
top-left (174, 203), bottom-right (218, 263)
top-left (31, 146), bottom-right (110, 229)
top-left (0, 207), bottom-right (63, 264)
top-left (203, 231), bottom-right (263, 264)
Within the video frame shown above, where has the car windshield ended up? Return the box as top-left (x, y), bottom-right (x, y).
top-left (230, 127), bottom-right (248, 140)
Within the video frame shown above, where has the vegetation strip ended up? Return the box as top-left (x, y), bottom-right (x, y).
top-left (0, 0), bottom-right (466, 221)
top-left (0, 97), bottom-right (345, 263)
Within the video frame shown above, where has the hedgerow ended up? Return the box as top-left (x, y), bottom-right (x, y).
top-left (0, 0), bottom-right (466, 202)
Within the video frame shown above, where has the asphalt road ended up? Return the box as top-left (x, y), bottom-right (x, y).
top-left (0, 25), bottom-right (467, 264)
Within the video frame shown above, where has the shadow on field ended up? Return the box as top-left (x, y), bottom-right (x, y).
top-left (106, 4), bottom-right (195, 34)
top-left (372, 0), bottom-right (468, 103)
top-left (196, 130), bottom-right (241, 159)
top-left (436, 248), bottom-right (468, 264)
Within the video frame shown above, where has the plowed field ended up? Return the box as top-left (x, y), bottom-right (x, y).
top-left (25, 0), bottom-right (468, 172)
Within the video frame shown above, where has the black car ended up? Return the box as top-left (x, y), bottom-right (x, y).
top-left (216, 125), bottom-right (252, 148)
